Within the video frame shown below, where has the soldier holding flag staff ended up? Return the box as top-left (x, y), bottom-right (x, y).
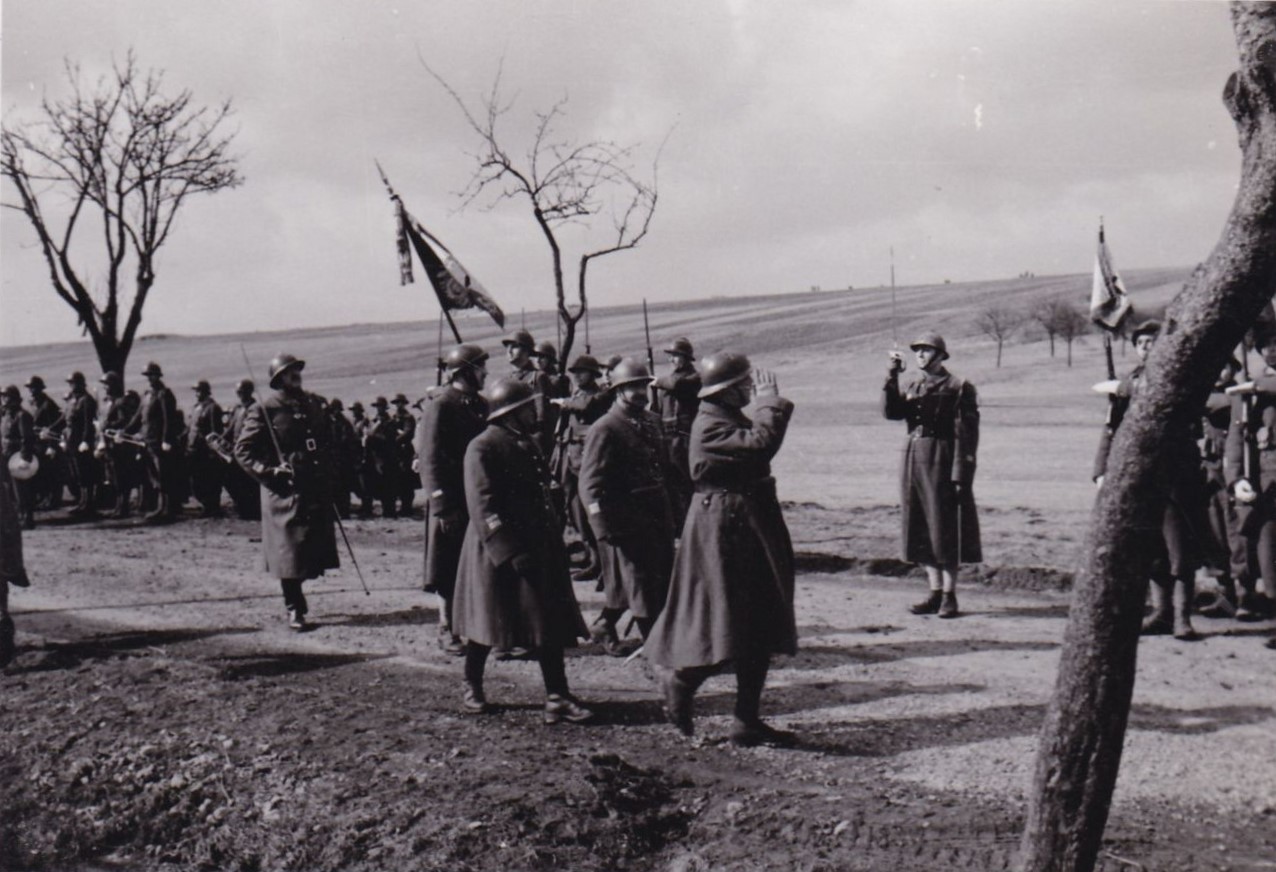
top-left (233, 353), bottom-right (339, 631)
top-left (884, 332), bottom-right (982, 619)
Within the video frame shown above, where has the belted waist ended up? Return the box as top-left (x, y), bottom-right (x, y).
top-left (694, 476), bottom-right (776, 498)
top-left (909, 426), bottom-right (952, 440)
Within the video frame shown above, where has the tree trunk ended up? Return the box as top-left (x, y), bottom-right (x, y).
top-left (996, 340), bottom-right (1004, 368)
top-left (1050, 334), bottom-right (1057, 357)
top-left (1066, 339), bottom-right (1073, 368)
top-left (1018, 6), bottom-right (1276, 871)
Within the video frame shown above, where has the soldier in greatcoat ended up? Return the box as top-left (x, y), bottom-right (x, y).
top-left (652, 337), bottom-right (701, 529)
top-left (645, 352), bottom-right (798, 747)
top-left (349, 401), bottom-right (375, 518)
top-left (503, 330), bottom-right (556, 457)
top-left (390, 394), bottom-right (419, 516)
top-left (96, 372), bottom-right (142, 518)
top-left (1, 458), bottom-right (31, 668)
top-left (62, 372), bottom-right (99, 516)
top-left (186, 380), bottom-right (225, 517)
top-left (579, 359), bottom-right (677, 653)
top-left (224, 380), bottom-right (262, 521)
top-left (1, 386), bottom-right (37, 530)
top-left (233, 354), bottom-right (339, 631)
top-left (552, 354), bottom-right (611, 582)
top-left (26, 375), bottom-right (65, 510)
top-left (415, 344), bottom-right (489, 656)
top-left (326, 399), bottom-right (358, 519)
top-left (884, 332), bottom-right (982, 619)
top-left (1095, 320), bottom-right (1207, 639)
top-left (137, 362), bottom-right (183, 522)
top-left (451, 377), bottom-right (593, 722)
top-left (364, 397), bottom-right (401, 518)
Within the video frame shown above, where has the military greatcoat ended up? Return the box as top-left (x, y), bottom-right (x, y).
top-left (414, 385), bottom-right (487, 598)
top-left (233, 390), bottom-right (339, 580)
top-left (883, 366), bottom-right (983, 566)
top-left (452, 422), bottom-right (588, 650)
top-left (652, 367), bottom-right (701, 526)
top-left (578, 401), bottom-right (676, 620)
top-left (645, 396), bottom-right (797, 669)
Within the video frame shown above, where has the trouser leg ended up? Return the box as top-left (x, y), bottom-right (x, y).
top-left (464, 643), bottom-right (491, 686)
top-left (0, 583), bottom-right (13, 668)
top-left (734, 652), bottom-right (771, 725)
top-left (538, 646), bottom-right (569, 697)
top-left (1141, 577), bottom-right (1174, 634)
top-left (280, 578), bottom-right (305, 613)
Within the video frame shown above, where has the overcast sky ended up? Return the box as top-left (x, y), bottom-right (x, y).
top-left (0, 0), bottom-right (1242, 347)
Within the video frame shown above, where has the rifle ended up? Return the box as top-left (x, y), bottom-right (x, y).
top-left (642, 298), bottom-right (657, 405)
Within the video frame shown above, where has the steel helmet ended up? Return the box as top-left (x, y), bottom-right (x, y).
top-left (533, 341), bottom-right (558, 362)
top-left (268, 353), bottom-right (305, 388)
top-left (329, 398), bottom-right (345, 411)
top-left (664, 337), bottom-right (695, 360)
top-left (1130, 319), bottom-right (1161, 343)
top-left (608, 358), bottom-right (654, 390)
top-left (236, 378), bottom-right (255, 395)
top-left (908, 332), bottom-right (949, 360)
top-left (501, 330), bottom-right (535, 351)
top-left (66, 371), bottom-right (87, 387)
top-left (371, 396), bottom-right (389, 409)
top-left (568, 354), bottom-right (603, 375)
top-left (8, 453), bottom-right (39, 481)
top-left (192, 379), bottom-right (211, 393)
top-left (100, 371), bottom-right (123, 387)
top-left (443, 344), bottom-right (490, 372)
top-left (485, 377), bottom-right (536, 421)
top-left (698, 351), bottom-right (752, 398)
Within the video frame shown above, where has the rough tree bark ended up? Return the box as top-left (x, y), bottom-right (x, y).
top-left (1018, 5), bottom-right (1276, 871)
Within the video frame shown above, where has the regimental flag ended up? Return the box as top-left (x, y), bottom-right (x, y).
top-left (1089, 222), bottom-right (1132, 332)
top-left (377, 163), bottom-right (505, 329)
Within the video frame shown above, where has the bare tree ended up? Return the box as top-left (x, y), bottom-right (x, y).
top-left (1054, 304), bottom-right (1091, 367)
top-left (1019, 5), bottom-right (1276, 871)
top-left (973, 305), bottom-right (1025, 367)
top-left (1, 52), bottom-right (242, 377)
top-left (421, 59), bottom-right (665, 364)
top-left (1030, 297), bottom-right (1074, 357)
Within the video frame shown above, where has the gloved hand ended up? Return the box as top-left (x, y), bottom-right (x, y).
top-left (161, 441), bottom-right (172, 453)
top-left (1234, 479), bottom-right (1258, 503)
top-left (888, 350), bottom-right (905, 374)
top-left (510, 553), bottom-right (537, 578)
top-left (78, 441), bottom-right (89, 453)
top-left (265, 465), bottom-right (295, 495)
top-left (411, 457), bottom-right (421, 474)
top-left (436, 510), bottom-right (464, 537)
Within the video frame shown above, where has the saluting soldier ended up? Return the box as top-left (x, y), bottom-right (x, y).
top-left (579, 358), bottom-right (676, 652)
top-left (452, 377), bottom-right (593, 722)
top-left (1095, 320), bottom-right (1207, 640)
top-left (1, 386), bottom-right (37, 530)
top-left (1226, 330), bottom-right (1276, 628)
top-left (26, 375), bottom-right (64, 510)
top-left (136, 362), bottom-right (182, 522)
top-left (224, 379), bottom-right (262, 521)
top-left (186, 380), bottom-right (225, 518)
top-left (503, 330), bottom-right (556, 457)
top-left (646, 353), bottom-right (798, 747)
top-left (553, 354), bottom-right (611, 582)
top-left (96, 372), bottom-right (142, 518)
top-left (62, 372), bottom-right (99, 516)
top-left (884, 332), bottom-right (982, 619)
top-left (233, 353), bottom-right (339, 631)
top-left (364, 397), bottom-right (400, 518)
top-left (390, 394), bottom-right (419, 516)
top-left (415, 344), bottom-right (489, 656)
top-left (326, 399), bottom-right (358, 519)
top-left (652, 337), bottom-right (701, 529)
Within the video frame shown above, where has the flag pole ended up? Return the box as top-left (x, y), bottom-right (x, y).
top-left (890, 246), bottom-right (898, 349)
top-left (436, 314), bottom-right (445, 387)
top-left (585, 302), bottom-right (592, 355)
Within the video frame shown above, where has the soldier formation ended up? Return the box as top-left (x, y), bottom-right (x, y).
top-left (3, 321), bottom-right (1274, 717)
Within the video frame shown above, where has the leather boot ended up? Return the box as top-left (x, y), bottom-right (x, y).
top-left (462, 681), bottom-right (492, 714)
top-left (909, 589), bottom-right (943, 615)
top-left (0, 615), bottom-right (15, 669)
top-left (1173, 578), bottom-right (1200, 641)
top-left (938, 591), bottom-right (960, 619)
top-left (1199, 576), bottom-right (1237, 618)
top-left (1141, 580), bottom-right (1173, 635)
top-left (657, 666), bottom-right (695, 736)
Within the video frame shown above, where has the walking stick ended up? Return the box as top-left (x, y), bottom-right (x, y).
top-left (332, 506), bottom-right (371, 596)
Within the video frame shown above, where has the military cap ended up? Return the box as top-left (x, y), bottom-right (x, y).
top-left (698, 351), bottom-right (753, 398)
top-left (2, 385), bottom-right (20, 402)
top-left (1130, 320), bottom-right (1161, 343)
top-left (24, 375), bottom-right (46, 390)
top-left (192, 379), bottom-right (211, 393)
top-left (568, 354), bottom-right (603, 375)
top-left (329, 398), bottom-right (344, 412)
top-left (66, 371), bottom-right (87, 386)
top-left (100, 371), bottom-right (122, 386)
top-left (371, 396), bottom-right (389, 409)
top-left (349, 401), bottom-right (364, 413)
top-left (533, 340), bottom-right (558, 362)
top-left (391, 393), bottom-right (410, 406)
top-left (140, 362), bottom-right (164, 378)
top-left (501, 329), bottom-right (535, 351)
top-left (236, 378), bottom-right (255, 395)
top-left (267, 353), bottom-right (305, 388)
top-left (664, 337), bottom-right (695, 360)
top-left (908, 331), bottom-right (949, 360)
top-left (608, 358), bottom-right (655, 391)
top-left (443, 344), bottom-right (489, 371)
top-left (485, 377), bottom-right (536, 421)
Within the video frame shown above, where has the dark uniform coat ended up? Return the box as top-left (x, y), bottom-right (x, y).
top-left (452, 422), bottom-right (588, 650)
top-left (1224, 371), bottom-right (1276, 588)
top-left (511, 364), bottom-right (557, 457)
top-left (1202, 383), bottom-right (1249, 580)
top-left (579, 402), bottom-right (676, 619)
top-left (186, 397), bottom-right (225, 510)
top-left (233, 390), bottom-right (339, 580)
top-left (414, 385), bottom-right (487, 598)
top-left (1, 406), bottom-right (37, 527)
top-left (138, 384), bottom-right (183, 503)
top-left (652, 367), bottom-right (701, 527)
top-left (883, 367), bottom-right (983, 565)
top-left (64, 391), bottom-right (99, 508)
top-left (1095, 365), bottom-right (1205, 579)
top-left (645, 396), bottom-right (797, 669)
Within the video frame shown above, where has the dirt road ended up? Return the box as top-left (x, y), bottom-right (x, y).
top-left (3, 508), bottom-right (1274, 871)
